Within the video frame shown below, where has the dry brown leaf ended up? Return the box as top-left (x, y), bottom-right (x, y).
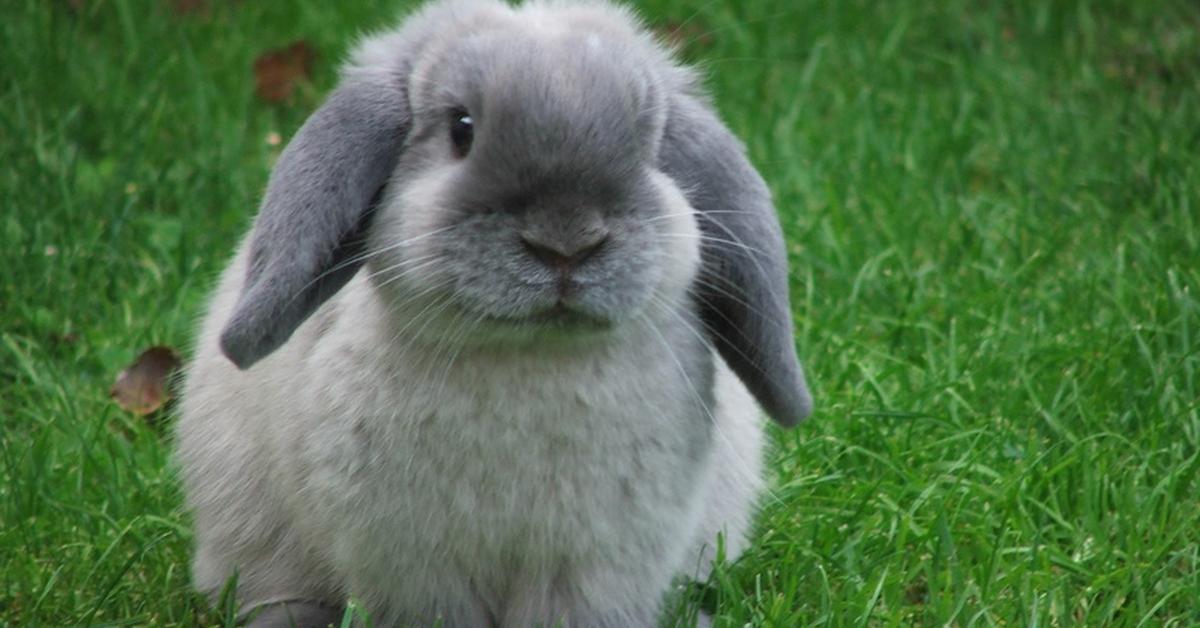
top-left (110, 346), bottom-right (182, 416)
top-left (655, 19), bottom-right (714, 51)
top-left (171, 0), bottom-right (209, 16)
top-left (253, 41), bottom-right (316, 104)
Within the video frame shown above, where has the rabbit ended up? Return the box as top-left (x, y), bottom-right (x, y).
top-left (175, 0), bottom-right (812, 626)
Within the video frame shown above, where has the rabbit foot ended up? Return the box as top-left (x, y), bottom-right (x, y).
top-left (244, 600), bottom-right (345, 628)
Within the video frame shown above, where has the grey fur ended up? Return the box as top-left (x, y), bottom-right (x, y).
top-left (246, 601), bottom-right (345, 628)
top-left (219, 79), bottom-right (409, 369)
top-left (659, 94), bottom-right (813, 426)
top-left (182, 1), bottom-right (812, 625)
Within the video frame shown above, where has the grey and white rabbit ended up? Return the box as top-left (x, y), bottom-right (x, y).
top-left (176, 0), bottom-right (812, 626)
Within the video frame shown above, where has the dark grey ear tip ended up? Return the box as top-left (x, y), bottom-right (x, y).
top-left (218, 319), bottom-right (264, 371)
top-left (768, 378), bottom-right (813, 429)
top-left (791, 389), bottom-right (814, 426)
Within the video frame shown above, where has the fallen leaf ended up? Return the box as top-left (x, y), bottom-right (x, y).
top-left (655, 19), bottom-right (714, 51)
top-left (904, 577), bottom-right (928, 606)
top-left (253, 41), bottom-right (316, 104)
top-left (171, 0), bottom-right (208, 16)
top-left (110, 346), bottom-right (182, 416)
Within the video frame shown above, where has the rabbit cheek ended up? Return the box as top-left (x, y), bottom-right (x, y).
top-left (365, 166), bottom-right (461, 294)
top-left (555, 174), bottom-right (700, 325)
top-left (646, 171), bottom-right (703, 300)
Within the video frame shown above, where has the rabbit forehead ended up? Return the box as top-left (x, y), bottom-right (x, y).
top-left (408, 5), bottom-right (660, 132)
top-left (481, 37), bottom-right (651, 172)
top-left (424, 43), bottom-right (660, 194)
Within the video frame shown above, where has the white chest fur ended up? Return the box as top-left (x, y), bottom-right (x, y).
top-left (179, 263), bottom-right (766, 627)
top-left (260, 279), bottom-right (717, 618)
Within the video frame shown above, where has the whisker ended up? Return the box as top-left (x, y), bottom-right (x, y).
top-left (688, 274), bottom-right (766, 319)
top-left (370, 256), bottom-right (446, 290)
top-left (657, 219), bottom-right (805, 284)
top-left (428, 306), bottom-right (488, 403)
top-left (364, 224), bottom-right (458, 261)
top-left (291, 224), bottom-right (457, 303)
top-left (650, 209), bottom-right (804, 284)
top-left (644, 209), bottom-right (757, 225)
top-left (651, 289), bottom-right (779, 403)
top-left (365, 253), bottom-right (442, 283)
top-left (653, 232), bottom-right (769, 260)
top-left (378, 289), bottom-right (461, 387)
top-left (696, 215), bottom-right (808, 284)
top-left (393, 296), bottom-right (465, 376)
top-left (639, 298), bottom-right (785, 508)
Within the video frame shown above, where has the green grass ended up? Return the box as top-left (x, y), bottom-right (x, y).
top-left (3, 0), bottom-right (1199, 624)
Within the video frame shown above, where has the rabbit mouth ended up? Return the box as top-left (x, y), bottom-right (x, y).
top-left (486, 301), bottom-right (614, 330)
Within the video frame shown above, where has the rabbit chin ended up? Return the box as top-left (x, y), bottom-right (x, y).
top-left (373, 285), bottom-right (650, 352)
top-left (463, 309), bottom-right (623, 348)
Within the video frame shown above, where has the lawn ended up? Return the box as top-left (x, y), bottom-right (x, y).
top-left (2, 0), bottom-right (1199, 625)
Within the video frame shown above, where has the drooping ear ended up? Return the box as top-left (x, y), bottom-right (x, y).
top-left (219, 78), bottom-right (409, 369)
top-left (658, 94), bottom-right (812, 427)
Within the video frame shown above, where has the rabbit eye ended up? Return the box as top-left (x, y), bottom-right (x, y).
top-left (449, 109), bottom-right (474, 157)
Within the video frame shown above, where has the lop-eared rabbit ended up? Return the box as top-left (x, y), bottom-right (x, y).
top-left (177, 0), bottom-right (811, 625)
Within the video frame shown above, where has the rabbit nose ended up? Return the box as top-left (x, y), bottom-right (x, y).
top-left (521, 230), bottom-right (609, 271)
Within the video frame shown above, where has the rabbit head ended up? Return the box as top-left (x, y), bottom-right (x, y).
top-left (218, 0), bottom-right (812, 426)
top-left (364, 7), bottom-right (701, 345)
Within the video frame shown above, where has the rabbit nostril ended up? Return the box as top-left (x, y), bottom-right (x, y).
top-left (568, 233), bottom-right (608, 265)
top-left (521, 232), bottom-right (609, 271)
top-left (522, 238), bottom-right (569, 270)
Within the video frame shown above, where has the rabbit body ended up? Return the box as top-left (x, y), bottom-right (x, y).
top-left (177, 0), bottom-right (810, 625)
top-left (180, 243), bottom-right (763, 626)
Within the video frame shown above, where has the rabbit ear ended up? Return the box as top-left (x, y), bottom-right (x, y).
top-left (219, 79), bottom-right (409, 369)
top-left (659, 94), bottom-right (812, 427)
